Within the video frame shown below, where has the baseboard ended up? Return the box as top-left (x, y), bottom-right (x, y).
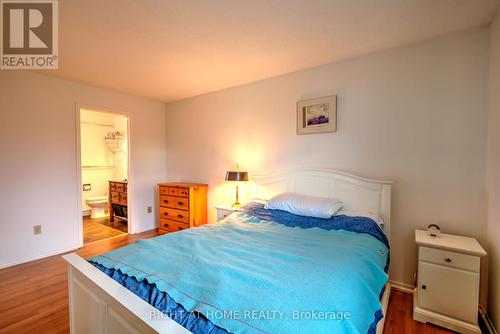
top-left (480, 305), bottom-right (498, 334)
top-left (0, 245), bottom-right (79, 269)
top-left (390, 280), bottom-right (415, 293)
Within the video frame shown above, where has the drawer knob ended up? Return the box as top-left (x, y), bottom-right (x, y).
top-left (178, 227), bottom-right (183, 230)
top-left (177, 201), bottom-right (183, 205)
top-left (177, 214), bottom-right (183, 219)
top-left (164, 212), bottom-right (168, 216)
top-left (164, 223), bottom-right (169, 228)
top-left (445, 258), bottom-right (452, 262)
top-left (422, 285), bottom-right (427, 290)
top-left (164, 200), bottom-right (169, 204)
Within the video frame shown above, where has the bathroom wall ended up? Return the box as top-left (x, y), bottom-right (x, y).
top-left (112, 114), bottom-right (129, 181)
top-left (80, 110), bottom-right (117, 213)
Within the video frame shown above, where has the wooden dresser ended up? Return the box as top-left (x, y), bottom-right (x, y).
top-left (158, 183), bottom-right (208, 235)
top-left (109, 181), bottom-right (128, 222)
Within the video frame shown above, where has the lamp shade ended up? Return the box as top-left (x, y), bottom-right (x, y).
top-left (225, 171), bottom-right (249, 182)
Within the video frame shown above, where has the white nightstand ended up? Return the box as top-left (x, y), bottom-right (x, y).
top-left (214, 204), bottom-right (241, 222)
top-left (413, 229), bottom-right (486, 334)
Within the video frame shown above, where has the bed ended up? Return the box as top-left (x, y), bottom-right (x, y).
top-left (63, 168), bottom-right (393, 334)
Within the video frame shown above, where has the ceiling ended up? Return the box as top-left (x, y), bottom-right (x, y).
top-left (44, 0), bottom-right (500, 102)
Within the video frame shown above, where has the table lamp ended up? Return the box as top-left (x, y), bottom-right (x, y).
top-left (225, 169), bottom-right (249, 208)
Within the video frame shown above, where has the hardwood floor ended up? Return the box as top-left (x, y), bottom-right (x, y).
top-left (83, 216), bottom-right (128, 244)
top-left (0, 230), bottom-right (453, 334)
top-left (0, 229), bottom-right (158, 334)
top-left (384, 290), bottom-right (453, 334)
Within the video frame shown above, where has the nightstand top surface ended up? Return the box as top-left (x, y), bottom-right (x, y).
top-left (415, 229), bottom-right (486, 256)
top-left (214, 204), bottom-right (241, 211)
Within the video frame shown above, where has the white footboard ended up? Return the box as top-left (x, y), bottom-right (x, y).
top-left (63, 252), bottom-right (390, 334)
top-left (63, 253), bottom-right (190, 334)
top-left (376, 282), bottom-right (391, 334)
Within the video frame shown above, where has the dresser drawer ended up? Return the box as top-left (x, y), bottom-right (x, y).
top-left (177, 188), bottom-right (189, 197)
top-left (419, 246), bottom-right (479, 272)
top-left (160, 195), bottom-right (189, 210)
top-left (119, 194), bottom-right (127, 205)
top-left (160, 219), bottom-right (188, 232)
top-left (159, 207), bottom-right (189, 223)
top-left (159, 186), bottom-right (177, 196)
top-left (110, 192), bottom-right (120, 203)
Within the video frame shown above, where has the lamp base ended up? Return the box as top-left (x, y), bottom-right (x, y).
top-left (232, 185), bottom-right (241, 208)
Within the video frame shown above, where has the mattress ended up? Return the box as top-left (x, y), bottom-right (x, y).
top-left (90, 202), bottom-right (389, 334)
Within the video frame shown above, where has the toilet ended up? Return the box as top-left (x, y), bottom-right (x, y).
top-left (86, 196), bottom-right (109, 219)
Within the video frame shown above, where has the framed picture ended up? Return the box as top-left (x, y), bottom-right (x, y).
top-left (297, 95), bottom-right (337, 135)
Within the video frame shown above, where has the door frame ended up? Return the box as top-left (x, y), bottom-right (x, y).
top-left (75, 104), bottom-right (134, 247)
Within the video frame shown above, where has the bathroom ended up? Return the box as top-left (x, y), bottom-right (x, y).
top-left (80, 109), bottom-right (128, 244)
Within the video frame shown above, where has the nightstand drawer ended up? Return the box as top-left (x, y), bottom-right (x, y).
top-left (160, 219), bottom-right (188, 232)
top-left (160, 207), bottom-right (189, 223)
top-left (419, 246), bottom-right (479, 272)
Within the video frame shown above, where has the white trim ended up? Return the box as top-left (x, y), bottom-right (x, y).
top-left (390, 280), bottom-right (415, 293)
top-left (75, 105), bottom-right (83, 247)
top-left (376, 282), bottom-right (392, 334)
top-left (0, 245), bottom-right (78, 269)
top-left (480, 305), bottom-right (498, 334)
top-left (414, 299), bottom-right (481, 334)
top-left (75, 104), bottom-right (134, 248)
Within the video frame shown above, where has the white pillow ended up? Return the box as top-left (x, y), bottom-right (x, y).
top-left (265, 192), bottom-right (343, 219)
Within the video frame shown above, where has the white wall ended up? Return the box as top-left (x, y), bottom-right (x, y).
top-left (486, 11), bottom-right (500, 330)
top-left (112, 114), bottom-right (129, 181)
top-left (80, 110), bottom-right (130, 213)
top-left (165, 28), bottom-right (489, 287)
top-left (0, 71), bottom-right (167, 268)
top-left (80, 110), bottom-right (116, 212)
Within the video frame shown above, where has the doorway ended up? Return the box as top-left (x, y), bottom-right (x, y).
top-left (78, 108), bottom-right (130, 244)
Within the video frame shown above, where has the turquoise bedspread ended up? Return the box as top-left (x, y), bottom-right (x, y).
top-left (90, 212), bottom-right (388, 334)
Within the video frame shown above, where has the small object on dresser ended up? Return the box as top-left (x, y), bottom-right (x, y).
top-left (158, 183), bottom-right (208, 235)
top-left (427, 224), bottom-right (441, 238)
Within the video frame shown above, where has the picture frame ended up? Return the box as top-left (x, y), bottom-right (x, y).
top-left (297, 95), bottom-right (337, 135)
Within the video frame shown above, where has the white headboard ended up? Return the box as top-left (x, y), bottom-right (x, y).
top-left (251, 168), bottom-right (394, 242)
